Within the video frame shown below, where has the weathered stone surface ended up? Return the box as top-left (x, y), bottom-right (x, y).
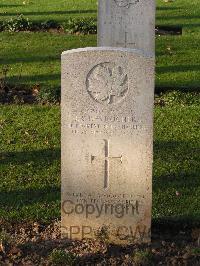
top-left (61, 47), bottom-right (154, 244)
top-left (98, 0), bottom-right (155, 54)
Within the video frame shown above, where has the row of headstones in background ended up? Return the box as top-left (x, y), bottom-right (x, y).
top-left (61, 0), bottom-right (155, 244)
top-left (98, 0), bottom-right (155, 54)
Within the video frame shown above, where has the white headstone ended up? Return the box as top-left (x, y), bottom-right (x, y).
top-left (98, 0), bottom-right (155, 54)
top-left (61, 47), bottom-right (154, 244)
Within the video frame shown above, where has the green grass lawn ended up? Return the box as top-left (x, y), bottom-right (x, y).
top-left (1, 32), bottom-right (200, 99)
top-left (0, 32), bottom-right (96, 101)
top-left (0, 0), bottom-right (97, 22)
top-left (0, 0), bottom-right (200, 34)
top-left (0, 104), bottom-right (199, 223)
top-left (0, 0), bottom-right (200, 100)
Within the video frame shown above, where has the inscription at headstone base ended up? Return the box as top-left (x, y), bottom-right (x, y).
top-left (98, 0), bottom-right (155, 54)
top-left (61, 47), bottom-right (154, 244)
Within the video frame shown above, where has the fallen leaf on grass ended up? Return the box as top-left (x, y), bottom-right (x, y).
top-left (0, 241), bottom-right (5, 254)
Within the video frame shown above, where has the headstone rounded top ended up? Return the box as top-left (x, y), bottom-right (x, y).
top-left (61, 47), bottom-right (154, 58)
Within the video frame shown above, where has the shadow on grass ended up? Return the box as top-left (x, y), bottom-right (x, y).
top-left (153, 140), bottom-right (200, 225)
top-left (155, 86), bottom-right (200, 93)
top-left (0, 185), bottom-right (60, 208)
top-left (7, 73), bottom-right (60, 84)
top-left (1, 55), bottom-right (59, 65)
top-left (157, 64), bottom-right (200, 74)
top-left (156, 15), bottom-right (200, 21)
top-left (0, 9), bottom-right (96, 17)
top-left (155, 64), bottom-right (200, 92)
top-left (157, 6), bottom-right (182, 11)
top-left (1, 148), bottom-right (60, 165)
top-left (156, 14), bottom-right (200, 28)
top-left (0, 148), bottom-right (60, 220)
top-left (153, 140), bottom-right (200, 188)
top-left (0, 5), bottom-right (23, 8)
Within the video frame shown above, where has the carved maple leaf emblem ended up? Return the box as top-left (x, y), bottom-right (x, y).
top-left (114, 0), bottom-right (140, 8)
top-left (87, 63), bottom-right (128, 104)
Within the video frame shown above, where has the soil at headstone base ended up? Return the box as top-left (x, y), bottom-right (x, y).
top-left (155, 26), bottom-right (182, 36)
top-left (0, 220), bottom-right (199, 265)
top-left (0, 85), bottom-right (39, 104)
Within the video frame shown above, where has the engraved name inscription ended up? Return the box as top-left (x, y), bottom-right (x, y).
top-left (69, 122), bottom-right (142, 135)
top-left (86, 63), bottom-right (128, 105)
top-left (114, 0), bottom-right (140, 8)
top-left (65, 191), bottom-right (145, 207)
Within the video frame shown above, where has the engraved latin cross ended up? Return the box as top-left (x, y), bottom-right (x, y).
top-left (91, 139), bottom-right (123, 189)
top-left (117, 32), bottom-right (136, 48)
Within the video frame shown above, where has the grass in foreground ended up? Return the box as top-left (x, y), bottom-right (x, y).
top-left (0, 104), bottom-right (199, 223)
